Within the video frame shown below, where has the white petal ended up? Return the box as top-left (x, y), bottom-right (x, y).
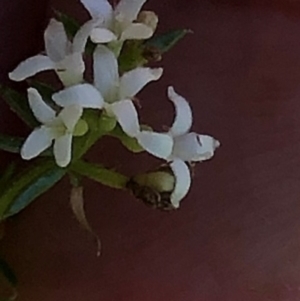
top-left (121, 23), bottom-right (153, 40)
top-left (108, 100), bottom-right (139, 137)
top-left (93, 45), bottom-right (118, 102)
top-left (80, 0), bottom-right (113, 25)
top-left (170, 159), bottom-right (191, 208)
top-left (115, 0), bottom-right (147, 21)
top-left (27, 88), bottom-right (56, 124)
top-left (52, 83), bottom-right (104, 109)
top-left (90, 27), bottom-right (118, 43)
top-left (58, 105), bottom-right (83, 131)
top-left (168, 86), bottom-right (192, 137)
top-left (21, 126), bottom-right (53, 160)
top-left (54, 133), bottom-right (73, 167)
top-left (137, 131), bottom-right (173, 159)
top-left (56, 53), bottom-right (85, 87)
top-left (44, 19), bottom-right (68, 62)
top-left (119, 67), bottom-right (163, 99)
top-left (172, 133), bottom-right (220, 162)
top-left (8, 55), bottom-right (55, 81)
top-left (72, 19), bottom-right (100, 53)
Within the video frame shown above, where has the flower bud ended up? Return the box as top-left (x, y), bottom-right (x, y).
top-left (137, 11), bottom-right (159, 32)
top-left (73, 119), bottom-right (89, 137)
top-left (127, 159), bottom-right (191, 211)
top-left (98, 114), bottom-right (117, 132)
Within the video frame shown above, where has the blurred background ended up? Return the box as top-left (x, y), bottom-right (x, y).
top-left (2, 0), bottom-right (300, 300)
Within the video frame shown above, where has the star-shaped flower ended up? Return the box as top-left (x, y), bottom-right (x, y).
top-left (80, 0), bottom-right (157, 44)
top-left (9, 18), bottom-right (97, 86)
top-left (137, 86), bottom-right (220, 162)
top-left (21, 84), bottom-right (103, 167)
top-left (135, 86), bottom-right (220, 207)
top-left (52, 45), bottom-right (163, 138)
top-left (21, 88), bottom-right (90, 167)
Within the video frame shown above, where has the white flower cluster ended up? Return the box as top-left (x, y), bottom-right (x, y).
top-left (8, 0), bottom-right (219, 207)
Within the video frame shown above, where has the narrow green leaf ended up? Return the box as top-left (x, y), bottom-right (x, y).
top-left (118, 40), bottom-right (147, 73)
top-left (0, 134), bottom-right (24, 154)
top-left (0, 258), bottom-right (17, 287)
top-left (54, 10), bottom-right (95, 54)
top-left (0, 164), bottom-right (16, 192)
top-left (0, 160), bottom-right (66, 220)
top-left (0, 85), bottom-right (38, 128)
top-left (54, 10), bottom-right (80, 39)
top-left (71, 161), bottom-right (128, 190)
top-left (144, 29), bottom-right (191, 54)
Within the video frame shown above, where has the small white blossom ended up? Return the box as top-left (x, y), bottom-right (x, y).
top-left (136, 87), bottom-right (220, 206)
top-left (80, 0), bottom-right (157, 44)
top-left (53, 45), bottom-right (163, 138)
top-left (21, 88), bottom-right (89, 167)
top-left (9, 19), bottom-right (97, 87)
top-left (137, 86), bottom-right (220, 162)
top-left (94, 45), bottom-right (162, 137)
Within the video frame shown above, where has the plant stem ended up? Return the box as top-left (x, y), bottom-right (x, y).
top-left (71, 161), bottom-right (129, 190)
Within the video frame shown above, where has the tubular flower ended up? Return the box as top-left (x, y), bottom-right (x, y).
top-left (53, 45), bottom-right (163, 138)
top-left (21, 88), bottom-right (89, 167)
top-left (137, 86), bottom-right (220, 162)
top-left (80, 0), bottom-right (157, 44)
top-left (94, 45), bottom-right (162, 137)
top-left (9, 18), bottom-right (97, 86)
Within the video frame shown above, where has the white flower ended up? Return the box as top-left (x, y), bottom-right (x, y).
top-left (94, 45), bottom-right (162, 137)
top-left (81, 0), bottom-right (157, 44)
top-left (9, 18), bottom-right (97, 87)
top-left (136, 87), bottom-right (220, 206)
top-left (137, 86), bottom-right (220, 162)
top-left (21, 88), bottom-right (94, 167)
top-left (53, 45), bottom-right (163, 138)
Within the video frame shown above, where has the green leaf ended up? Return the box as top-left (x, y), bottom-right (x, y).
top-left (0, 164), bottom-right (16, 192)
top-left (71, 161), bottom-right (128, 190)
top-left (118, 40), bottom-right (147, 73)
top-left (0, 258), bottom-right (17, 287)
top-left (144, 29), bottom-right (191, 54)
top-left (0, 134), bottom-right (24, 154)
top-left (0, 85), bottom-right (38, 128)
top-left (54, 10), bottom-right (95, 55)
top-left (0, 160), bottom-right (66, 220)
top-left (54, 10), bottom-right (80, 39)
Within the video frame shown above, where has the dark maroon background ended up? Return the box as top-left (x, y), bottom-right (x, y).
top-left (2, 0), bottom-right (300, 300)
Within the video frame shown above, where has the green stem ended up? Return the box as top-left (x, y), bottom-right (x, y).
top-left (70, 160), bottom-right (128, 190)
top-left (107, 40), bottom-right (124, 58)
top-left (73, 111), bottom-right (116, 160)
